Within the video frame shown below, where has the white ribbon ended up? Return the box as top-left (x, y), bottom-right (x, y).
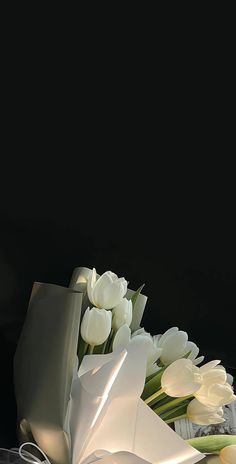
top-left (19, 443), bottom-right (51, 463)
top-left (0, 443), bottom-right (51, 463)
top-left (0, 445), bottom-right (150, 464)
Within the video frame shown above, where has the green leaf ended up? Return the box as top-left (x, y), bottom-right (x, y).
top-left (131, 284), bottom-right (145, 307)
top-left (160, 402), bottom-right (189, 420)
top-left (145, 371), bottom-right (159, 383)
top-left (148, 392), bottom-right (167, 408)
top-left (154, 395), bottom-right (193, 416)
top-left (182, 350), bottom-right (192, 359)
top-left (141, 367), bottom-right (166, 400)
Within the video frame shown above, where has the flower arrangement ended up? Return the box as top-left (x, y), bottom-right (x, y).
top-left (10, 266), bottom-right (236, 464)
top-left (77, 268), bottom-right (236, 462)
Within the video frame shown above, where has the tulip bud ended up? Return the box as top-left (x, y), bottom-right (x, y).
top-left (161, 358), bottom-right (202, 397)
top-left (154, 327), bottom-right (204, 366)
top-left (112, 298), bottom-right (132, 330)
top-left (220, 445), bottom-right (236, 464)
top-left (87, 268), bottom-right (128, 309)
top-left (131, 329), bottom-right (162, 377)
top-left (195, 361), bottom-right (236, 407)
top-left (195, 382), bottom-right (236, 408)
top-left (113, 324), bottom-right (131, 352)
top-left (80, 307), bottom-right (112, 346)
top-left (187, 398), bottom-right (224, 425)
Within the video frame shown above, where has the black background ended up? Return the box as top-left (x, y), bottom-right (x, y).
top-left (1, 7), bottom-right (235, 452)
top-left (0, 173), bottom-right (236, 447)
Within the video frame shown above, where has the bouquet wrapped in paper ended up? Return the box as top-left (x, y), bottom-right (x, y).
top-left (13, 267), bottom-right (236, 464)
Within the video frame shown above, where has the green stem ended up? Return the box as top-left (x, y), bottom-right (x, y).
top-left (101, 339), bottom-right (108, 354)
top-left (145, 388), bottom-right (165, 404)
top-left (154, 395), bottom-right (192, 415)
top-left (88, 345), bottom-right (94, 354)
top-left (165, 413), bottom-right (187, 424)
top-left (105, 329), bottom-right (114, 353)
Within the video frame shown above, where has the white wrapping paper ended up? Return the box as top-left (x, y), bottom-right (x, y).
top-left (71, 346), bottom-right (205, 464)
top-left (14, 270), bottom-right (205, 464)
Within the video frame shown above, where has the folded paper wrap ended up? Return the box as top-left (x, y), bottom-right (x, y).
top-left (14, 268), bottom-right (205, 464)
top-left (14, 281), bottom-right (83, 464)
top-left (71, 347), bottom-right (205, 464)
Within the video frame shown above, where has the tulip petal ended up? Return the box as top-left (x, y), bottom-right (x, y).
top-left (199, 360), bottom-right (221, 374)
top-left (87, 268), bottom-right (97, 305)
top-left (80, 307), bottom-right (112, 346)
top-left (160, 331), bottom-right (188, 365)
top-left (112, 298), bottom-right (132, 330)
top-left (161, 359), bottom-right (202, 397)
top-left (185, 341), bottom-right (199, 361)
top-left (157, 327), bottom-right (179, 347)
top-left (193, 356), bottom-right (205, 366)
top-left (202, 367), bottom-right (227, 386)
top-left (153, 334), bottom-right (162, 346)
top-left (196, 382), bottom-right (236, 408)
top-left (187, 398), bottom-right (225, 425)
top-left (98, 281), bottom-right (127, 309)
top-left (105, 271), bottom-right (119, 282)
top-left (92, 272), bottom-right (116, 307)
top-left (220, 445), bottom-right (236, 464)
top-left (113, 324), bottom-right (131, 352)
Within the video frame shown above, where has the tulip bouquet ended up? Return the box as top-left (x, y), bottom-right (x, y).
top-left (12, 266), bottom-right (236, 464)
top-left (76, 267), bottom-right (236, 462)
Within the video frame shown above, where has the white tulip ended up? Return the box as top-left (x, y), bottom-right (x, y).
top-left (199, 365), bottom-right (227, 388)
top-left (161, 358), bottom-right (202, 397)
top-left (187, 398), bottom-right (225, 425)
top-left (80, 307), bottom-right (112, 346)
top-left (113, 324), bottom-right (131, 351)
top-left (112, 326), bottom-right (162, 377)
top-left (154, 327), bottom-right (204, 366)
top-left (130, 329), bottom-right (162, 377)
top-left (195, 382), bottom-right (236, 408)
top-left (87, 268), bottom-right (127, 309)
top-left (195, 361), bottom-right (236, 407)
top-left (220, 445), bottom-right (236, 464)
top-left (199, 360), bottom-right (222, 373)
top-left (112, 298), bottom-right (132, 330)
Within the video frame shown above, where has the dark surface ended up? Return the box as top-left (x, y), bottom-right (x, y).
top-left (0, 200), bottom-right (236, 446)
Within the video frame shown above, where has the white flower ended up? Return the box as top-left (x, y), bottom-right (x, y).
top-left (154, 327), bottom-right (204, 366)
top-left (195, 361), bottom-right (236, 407)
top-left (112, 298), bottom-right (132, 330)
top-left (112, 326), bottom-right (162, 377)
top-left (220, 445), bottom-right (236, 464)
top-left (113, 324), bottom-right (131, 351)
top-left (130, 329), bottom-right (162, 377)
top-left (80, 307), bottom-right (112, 346)
top-left (161, 358), bottom-right (202, 397)
top-left (187, 398), bottom-right (225, 425)
top-left (195, 382), bottom-right (236, 408)
top-left (87, 268), bottom-right (127, 309)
